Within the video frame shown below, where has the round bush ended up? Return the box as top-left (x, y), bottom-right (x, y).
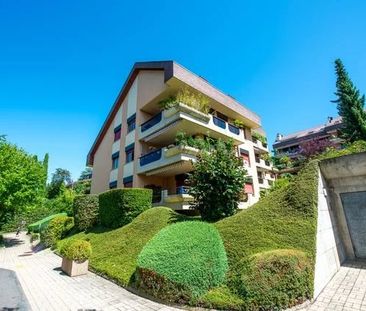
top-left (73, 194), bottom-right (99, 231)
top-left (136, 221), bottom-right (228, 299)
top-left (40, 215), bottom-right (74, 248)
top-left (60, 239), bottom-right (91, 262)
top-left (242, 249), bottom-right (312, 310)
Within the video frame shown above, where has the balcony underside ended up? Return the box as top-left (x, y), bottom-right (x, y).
top-left (144, 160), bottom-right (193, 177)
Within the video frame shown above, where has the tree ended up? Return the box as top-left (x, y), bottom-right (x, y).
top-left (188, 139), bottom-right (246, 221)
top-left (47, 168), bottom-right (72, 199)
top-left (0, 139), bottom-right (46, 227)
top-left (299, 137), bottom-right (336, 158)
top-left (333, 59), bottom-right (366, 141)
top-left (79, 167), bottom-right (92, 181)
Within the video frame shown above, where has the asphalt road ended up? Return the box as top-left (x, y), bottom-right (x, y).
top-left (0, 267), bottom-right (31, 310)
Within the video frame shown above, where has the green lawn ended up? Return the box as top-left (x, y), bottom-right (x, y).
top-left (58, 207), bottom-right (188, 286)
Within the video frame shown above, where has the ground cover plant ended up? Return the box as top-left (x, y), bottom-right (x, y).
top-left (136, 221), bottom-right (228, 301)
top-left (58, 207), bottom-right (188, 286)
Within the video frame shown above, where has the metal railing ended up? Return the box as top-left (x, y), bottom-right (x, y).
top-left (140, 112), bottom-right (162, 132)
top-left (176, 186), bottom-right (190, 195)
top-left (139, 149), bottom-right (162, 166)
top-left (213, 116), bottom-right (226, 129)
top-left (228, 123), bottom-right (240, 135)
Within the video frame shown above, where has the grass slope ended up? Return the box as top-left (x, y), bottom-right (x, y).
top-left (58, 207), bottom-right (187, 286)
top-left (204, 160), bottom-right (319, 309)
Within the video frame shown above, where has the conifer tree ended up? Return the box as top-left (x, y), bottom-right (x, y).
top-left (333, 59), bottom-right (366, 141)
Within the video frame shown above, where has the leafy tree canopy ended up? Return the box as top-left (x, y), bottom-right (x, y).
top-left (188, 139), bottom-right (246, 221)
top-left (47, 168), bottom-right (72, 199)
top-left (78, 167), bottom-right (92, 181)
top-left (0, 138), bottom-right (47, 225)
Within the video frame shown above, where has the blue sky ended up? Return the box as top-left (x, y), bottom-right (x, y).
top-left (1, 0), bottom-right (366, 180)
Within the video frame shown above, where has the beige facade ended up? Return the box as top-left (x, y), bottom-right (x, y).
top-left (88, 61), bottom-right (274, 209)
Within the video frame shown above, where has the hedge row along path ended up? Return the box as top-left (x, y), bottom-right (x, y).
top-left (0, 232), bottom-right (180, 311)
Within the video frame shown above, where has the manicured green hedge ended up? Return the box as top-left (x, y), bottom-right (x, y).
top-left (60, 239), bottom-right (92, 262)
top-left (205, 160), bottom-right (319, 310)
top-left (40, 215), bottom-right (74, 248)
top-left (243, 249), bottom-right (312, 310)
top-left (98, 188), bottom-right (152, 228)
top-left (73, 195), bottom-right (99, 231)
top-left (27, 213), bottom-right (67, 233)
top-left (57, 207), bottom-right (189, 286)
top-left (136, 221), bottom-right (228, 300)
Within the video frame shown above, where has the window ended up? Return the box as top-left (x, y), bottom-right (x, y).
top-left (125, 143), bottom-right (134, 163)
top-left (111, 152), bottom-right (119, 170)
top-left (114, 125), bottom-right (121, 142)
top-left (239, 148), bottom-right (250, 167)
top-left (127, 114), bottom-right (136, 133)
top-left (109, 181), bottom-right (117, 189)
top-left (123, 176), bottom-right (133, 188)
top-left (244, 183), bottom-right (254, 194)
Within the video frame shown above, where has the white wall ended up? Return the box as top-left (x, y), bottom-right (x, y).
top-left (313, 171), bottom-right (342, 298)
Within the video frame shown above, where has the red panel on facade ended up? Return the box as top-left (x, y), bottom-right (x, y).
top-left (244, 183), bottom-right (254, 194)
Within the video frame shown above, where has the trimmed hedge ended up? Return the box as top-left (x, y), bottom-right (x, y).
top-left (243, 249), bottom-right (312, 310)
top-left (136, 221), bottom-right (228, 299)
top-left (40, 215), bottom-right (74, 248)
top-left (57, 207), bottom-right (189, 286)
top-left (99, 188), bottom-right (152, 228)
top-left (60, 239), bottom-right (92, 262)
top-left (73, 195), bottom-right (99, 231)
top-left (28, 213), bottom-right (67, 233)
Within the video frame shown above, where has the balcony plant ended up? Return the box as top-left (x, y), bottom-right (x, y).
top-left (252, 132), bottom-right (267, 146)
top-left (158, 88), bottom-right (211, 121)
top-left (60, 239), bottom-right (92, 277)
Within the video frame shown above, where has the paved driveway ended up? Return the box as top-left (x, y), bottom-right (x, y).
top-left (0, 232), bottom-right (180, 311)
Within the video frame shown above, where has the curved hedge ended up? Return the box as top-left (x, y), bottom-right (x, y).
top-left (137, 221), bottom-right (228, 299)
top-left (40, 215), bottom-right (74, 248)
top-left (27, 212), bottom-right (67, 233)
top-left (73, 194), bottom-right (99, 231)
top-left (99, 188), bottom-right (152, 228)
top-left (243, 249), bottom-right (312, 310)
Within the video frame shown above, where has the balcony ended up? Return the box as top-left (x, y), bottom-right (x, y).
top-left (137, 145), bottom-right (199, 176)
top-left (154, 188), bottom-right (193, 210)
top-left (255, 158), bottom-right (272, 171)
top-left (253, 138), bottom-right (269, 153)
top-left (138, 103), bottom-right (245, 145)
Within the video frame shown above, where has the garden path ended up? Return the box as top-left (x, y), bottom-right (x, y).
top-left (0, 232), bottom-right (181, 311)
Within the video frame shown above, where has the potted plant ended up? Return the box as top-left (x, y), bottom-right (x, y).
top-left (60, 239), bottom-right (92, 277)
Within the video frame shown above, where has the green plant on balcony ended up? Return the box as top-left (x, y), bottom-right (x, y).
top-left (233, 119), bottom-right (246, 129)
top-left (157, 88), bottom-right (210, 114)
top-left (252, 132), bottom-right (267, 145)
top-left (175, 131), bottom-right (216, 151)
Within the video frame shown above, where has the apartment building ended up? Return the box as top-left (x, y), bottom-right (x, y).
top-left (273, 116), bottom-right (344, 158)
top-left (87, 61), bottom-right (274, 210)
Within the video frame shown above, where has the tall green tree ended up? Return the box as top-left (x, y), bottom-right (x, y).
top-left (0, 139), bottom-right (46, 226)
top-left (47, 168), bottom-right (72, 199)
top-left (188, 139), bottom-right (246, 221)
top-left (333, 58), bottom-right (366, 141)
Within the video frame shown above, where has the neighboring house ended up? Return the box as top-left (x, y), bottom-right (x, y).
top-left (87, 61), bottom-right (274, 210)
top-left (273, 116), bottom-right (344, 159)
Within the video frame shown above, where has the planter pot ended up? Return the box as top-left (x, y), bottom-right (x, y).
top-left (61, 257), bottom-right (89, 277)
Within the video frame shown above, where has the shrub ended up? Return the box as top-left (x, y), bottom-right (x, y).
top-left (27, 212), bottom-right (67, 233)
top-left (73, 195), bottom-right (99, 231)
top-left (40, 215), bottom-right (74, 248)
top-left (30, 233), bottom-right (40, 243)
top-left (136, 221), bottom-right (228, 300)
top-left (60, 239), bottom-right (91, 262)
top-left (243, 249), bottom-right (312, 310)
top-left (98, 188), bottom-right (152, 228)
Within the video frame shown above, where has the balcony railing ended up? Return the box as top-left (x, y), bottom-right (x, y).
top-left (139, 149), bottom-right (162, 166)
top-left (141, 112), bottom-right (162, 132)
top-left (228, 123), bottom-right (240, 135)
top-left (213, 116), bottom-right (226, 129)
top-left (176, 186), bottom-right (190, 195)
